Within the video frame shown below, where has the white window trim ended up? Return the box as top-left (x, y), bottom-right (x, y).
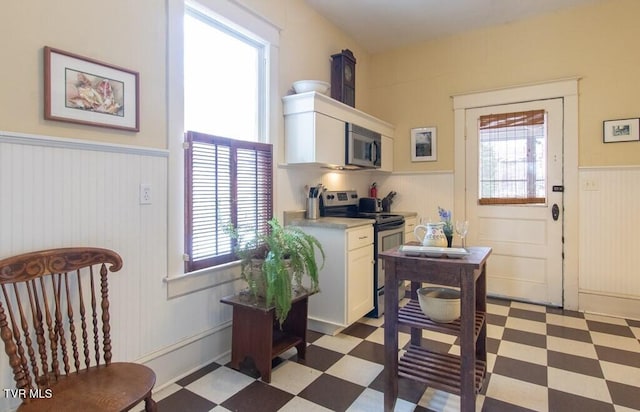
top-left (165, 0), bottom-right (280, 297)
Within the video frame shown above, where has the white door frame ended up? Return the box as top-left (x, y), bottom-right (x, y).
top-left (452, 78), bottom-right (580, 310)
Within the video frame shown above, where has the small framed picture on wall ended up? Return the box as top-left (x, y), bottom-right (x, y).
top-left (603, 118), bottom-right (640, 143)
top-left (411, 127), bottom-right (437, 161)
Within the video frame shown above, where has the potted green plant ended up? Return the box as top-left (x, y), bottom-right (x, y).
top-left (234, 218), bottom-right (325, 326)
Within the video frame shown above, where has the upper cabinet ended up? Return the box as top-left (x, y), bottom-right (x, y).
top-left (282, 92), bottom-right (394, 171)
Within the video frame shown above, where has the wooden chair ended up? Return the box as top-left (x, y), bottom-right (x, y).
top-left (0, 247), bottom-right (157, 411)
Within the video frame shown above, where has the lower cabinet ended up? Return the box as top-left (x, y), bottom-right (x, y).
top-left (296, 224), bottom-right (374, 335)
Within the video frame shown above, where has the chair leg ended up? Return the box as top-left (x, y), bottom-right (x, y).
top-left (144, 395), bottom-right (157, 412)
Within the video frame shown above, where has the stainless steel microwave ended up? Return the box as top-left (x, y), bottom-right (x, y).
top-left (345, 123), bottom-right (381, 168)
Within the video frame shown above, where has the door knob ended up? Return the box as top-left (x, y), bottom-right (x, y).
top-left (552, 204), bottom-right (560, 221)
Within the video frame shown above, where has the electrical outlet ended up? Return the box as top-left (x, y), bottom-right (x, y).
top-left (582, 179), bottom-right (599, 191)
top-left (140, 184), bottom-right (152, 204)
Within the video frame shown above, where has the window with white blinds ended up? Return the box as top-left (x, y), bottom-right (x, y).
top-left (478, 109), bottom-right (547, 205)
top-left (185, 131), bottom-right (273, 272)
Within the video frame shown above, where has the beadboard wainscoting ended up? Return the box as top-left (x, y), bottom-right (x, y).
top-left (374, 171), bottom-right (455, 225)
top-left (0, 132), bottom-right (236, 412)
top-left (579, 166), bottom-right (640, 320)
top-left (377, 169), bottom-right (640, 321)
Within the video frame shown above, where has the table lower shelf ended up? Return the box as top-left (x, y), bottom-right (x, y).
top-left (272, 330), bottom-right (303, 359)
top-left (399, 345), bottom-right (486, 395)
top-left (398, 300), bottom-right (485, 340)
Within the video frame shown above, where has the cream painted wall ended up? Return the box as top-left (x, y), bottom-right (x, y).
top-left (0, 1), bottom-right (377, 406)
top-left (239, 0), bottom-right (373, 115)
top-left (369, 0), bottom-right (640, 169)
top-left (0, 0), bottom-right (166, 148)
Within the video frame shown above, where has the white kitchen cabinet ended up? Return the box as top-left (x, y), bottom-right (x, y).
top-left (378, 135), bottom-right (394, 172)
top-left (296, 223), bottom-right (374, 335)
top-left (283, 91), bottom-right (394, 169)
top-left (284, 111), bottom-right (345, 166)
top-left (404, 216), bottom-right (418, 242)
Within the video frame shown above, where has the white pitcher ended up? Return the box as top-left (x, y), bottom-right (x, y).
top-left (414, 222), bottom-right (448, 247)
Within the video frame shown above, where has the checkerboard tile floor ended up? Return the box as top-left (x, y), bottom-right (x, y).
top-left (148, 297), bottom-right (640, 411)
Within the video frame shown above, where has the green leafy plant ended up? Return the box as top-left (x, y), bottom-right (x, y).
top-left (234, 218), bottom-right (325, 326)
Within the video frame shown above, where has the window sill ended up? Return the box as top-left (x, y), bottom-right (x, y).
top-left (164, 260), bottom-right (242, 299)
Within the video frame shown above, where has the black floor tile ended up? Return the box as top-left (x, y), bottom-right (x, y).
top-left (501, 328), bottom-right (547, 348)
top-left (157, 388), bottom-right (217, 412)
top-left (595, 345), bottom-right (640, 368)
top-left (221, 381), bottom-right (294, 412)
top-left (546, 323), bottom-right (592, 343)
top-left (291, 344), bottom-right (343, 371)
top-left (297, 374), bottom-right (365, 412)
top-left (175, 362), bottom-right (221, 386)
top-left (341, 321), bottom-right (378, 339)
top-left (492, 356), bottom-right (547, 386)
top-left (481, 397), bottom-right (537, 412)
top-left (607, 380), bottom-right (640, 410)
top-left (348, 339), bottom-right (385, 364)
top-left (587, 320), bottom-right (635, 338)
top-left (547, 350), bottom-right (604, 378)
top-left (508, 307), bottom-right (546, 323)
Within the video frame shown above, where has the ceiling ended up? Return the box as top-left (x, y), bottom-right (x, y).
top-left (304, 0), bottom-right (604, 53)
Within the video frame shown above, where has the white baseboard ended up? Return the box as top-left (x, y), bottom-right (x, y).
top-left (579, 291), bottom-right (640, 321)
top-left (140, 323), bottom-right (232, 391)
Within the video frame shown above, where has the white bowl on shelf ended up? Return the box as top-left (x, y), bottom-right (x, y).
top-left (292, 80), bottom-right (330, 94)
top-left (417, 287), bottom-right (460, 323)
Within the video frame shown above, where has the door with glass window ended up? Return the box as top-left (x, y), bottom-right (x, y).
top-left (465, 99), bottom-right (563, 306)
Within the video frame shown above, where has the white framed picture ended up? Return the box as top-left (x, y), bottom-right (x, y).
top-left (411, 127), bottom-right (436, 162)
top-left (603, 118), bottom-right (640, 143)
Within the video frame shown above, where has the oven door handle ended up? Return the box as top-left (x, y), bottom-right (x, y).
top-left (377, 220), bottom-right (405, 231)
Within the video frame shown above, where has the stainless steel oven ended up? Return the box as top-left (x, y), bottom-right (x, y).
top-left (370, 220), bottom-right (405, 318)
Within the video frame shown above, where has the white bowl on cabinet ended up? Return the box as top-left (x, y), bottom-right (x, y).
top-left (292, 80), bottom-right (330, 94)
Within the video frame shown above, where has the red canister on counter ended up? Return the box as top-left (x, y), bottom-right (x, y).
top-left (369, 182), bottom-right (377, 198)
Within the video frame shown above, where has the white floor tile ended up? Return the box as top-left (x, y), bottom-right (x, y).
top-left (497, 340), bottom-right (548, 366)
top-left (487, 302), bottom-right (510, 317)
top-left (547, 367), bottom-right (612, 403)
top-left (599, 360), bottom-right (640, 387)
top-left (546, 313), bottom-right (589, 330)
top-left (547, 335), bottom-right (598, 359)
top-left (418, 387), bottom-right (464, 412)
top-left (278, 396), bottom-right (334, 411)
top-left (584, 313), bottom-right (629, 325)
top-left (485, 374), bottom-right (548, 412)
top-left (357, 316), bottom-right (384, 328)
top-left (365, 327), bottom-right (411, 348)
top-left (487, 323), bottom-right (504, 340)
top-left (421, 329), bottom-right (458, 344)
top-left (511, 301), bottom-right (547, 313)
top-left (325, 354), bottom-right (384, 387)
top-left (345, 387), bottom-right (415, 412)
top-left (504, 316), bottom-right (547, 335)
top-left (269, 360), bottom-right (323, 395)
top-left (185, 366), bottom-right (254, 404)
top-left (312, 333), bottom-right (363, 354)
top-left (590, 331), bottom-right (640, 352)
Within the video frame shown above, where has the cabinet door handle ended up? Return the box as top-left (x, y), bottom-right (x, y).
top-left (358, 235), bottom-right (368, 240)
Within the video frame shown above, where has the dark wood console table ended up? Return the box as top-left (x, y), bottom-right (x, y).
top-left (220, 291), bottom-right (309, 383)
top-left (380, 245), bottom-right (492, 412)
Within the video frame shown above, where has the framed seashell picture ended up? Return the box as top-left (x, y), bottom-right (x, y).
top-left (44, 46), bottom-right (140, 132)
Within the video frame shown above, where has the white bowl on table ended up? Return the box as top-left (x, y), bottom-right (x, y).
top-left (292, 80), bottom-right (330, 94)
top-left (417, 287), bottom-right (461, 323)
